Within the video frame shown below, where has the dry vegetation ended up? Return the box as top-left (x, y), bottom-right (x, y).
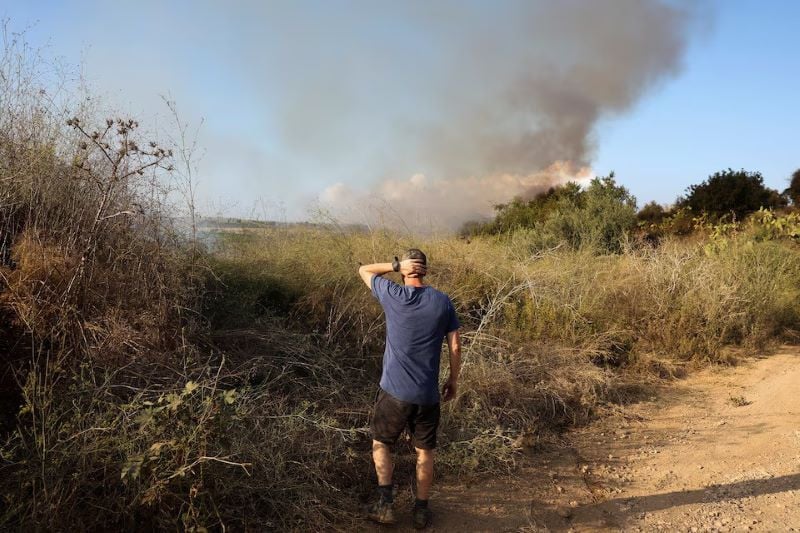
top-left (2, 28), bottom-right (800, 531)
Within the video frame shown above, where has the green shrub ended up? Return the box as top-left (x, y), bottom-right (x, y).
top-left (678, 168), bottom-right (786, 220)
top-left (466, 174), bottom-right (637, 253)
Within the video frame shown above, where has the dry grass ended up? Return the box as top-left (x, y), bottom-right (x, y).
top-left (198, 222), bottom-right (800, 508)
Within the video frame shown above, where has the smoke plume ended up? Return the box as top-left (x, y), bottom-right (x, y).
top-left (310, 0), bottom-right (705, 230)
top-left (22, 1), bottom-right (707, 228)
top-left (321, 162), bottom-right (594, 231)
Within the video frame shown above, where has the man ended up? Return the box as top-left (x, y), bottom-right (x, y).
top-left (357, 248), bottom-right (461, 529)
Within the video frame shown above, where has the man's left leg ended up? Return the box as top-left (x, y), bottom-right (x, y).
top-left (411, 446), bottom-right (435, 529)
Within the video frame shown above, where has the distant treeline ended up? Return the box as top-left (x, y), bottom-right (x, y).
top-left (462, 168), bottom-right (800, 252)
top-left (196, 216), bottom-right (369, 232)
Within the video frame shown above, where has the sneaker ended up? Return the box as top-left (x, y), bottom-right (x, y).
top-left (365, 496), bottom-right (396, 525)
top-left (412, 505), bottom-right (432, 529)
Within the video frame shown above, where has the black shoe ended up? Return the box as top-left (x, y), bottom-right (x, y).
top-left (412, 505), bottom-right (432, 529)
top-left (365, 496), bottom-right (396, 525)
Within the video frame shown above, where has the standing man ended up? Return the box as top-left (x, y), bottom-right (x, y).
top-left (357, 248), bottom-right (461, 529)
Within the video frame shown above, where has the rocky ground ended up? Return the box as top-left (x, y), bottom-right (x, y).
top-left (366, 346), bottom-right (800, 532)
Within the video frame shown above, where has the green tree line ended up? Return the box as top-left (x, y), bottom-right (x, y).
top-left (463, 167), bottom-right (800, 252)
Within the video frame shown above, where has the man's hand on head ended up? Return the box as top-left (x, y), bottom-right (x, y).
top-left (399, 259), bottom-right (426, 278)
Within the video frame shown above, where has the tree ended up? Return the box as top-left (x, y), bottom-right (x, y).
top-left (552, 174), bottom-right (637, 252)
top-left (636, 201), bottom-right (667, 225)
top-left (483, 182), bottom-right (582, 234)
top-left (466, 173), bottom-right (638, 253)
top-left (678, 169), bottom-right (786, 220)
top-left (784, 168), bottom-right (800, 206)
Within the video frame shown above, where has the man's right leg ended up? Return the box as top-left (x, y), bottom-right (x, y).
top-left (370, 389), bottom-right (408, 489)
top-left (372, 440), bottom-right (393, 487)
top-left (409, 402), bottom-right (440, 529)
top-left (367, 439), bottom-right (396, 524)
top-left (367, 389), bottom-right (411, 524)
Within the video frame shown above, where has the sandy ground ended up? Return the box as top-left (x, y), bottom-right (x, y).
top-left (366, 347), bottom-right (800, 532)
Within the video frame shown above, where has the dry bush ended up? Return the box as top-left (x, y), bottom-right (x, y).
top-left (2, 340), bottom-right (372, 531)
top-left (0, 33), bottom-right (190, 359)
top-left (0, 26), bottom-right (374, 531)
top-left (0, 25), bottom-right (205, 530)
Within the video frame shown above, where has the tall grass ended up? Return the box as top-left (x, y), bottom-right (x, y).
top-left (211, 225), bottom-right (800, 368)
top-left (200, 223), bottom-right (800, 498)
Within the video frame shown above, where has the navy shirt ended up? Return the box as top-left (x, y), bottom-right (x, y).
top-left (371, 275), bottom-right (460, 405)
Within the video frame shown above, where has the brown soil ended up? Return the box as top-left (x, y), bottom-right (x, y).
top-left (365, 347), bottom-right (800, 532)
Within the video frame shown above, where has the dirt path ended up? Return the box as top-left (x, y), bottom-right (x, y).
top-left (368, 347), bottom-right (800, 532)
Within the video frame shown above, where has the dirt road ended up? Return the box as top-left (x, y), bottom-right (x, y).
top-left (371, 347), bottom-right (800, 531)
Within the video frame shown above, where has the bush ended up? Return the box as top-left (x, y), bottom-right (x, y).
top-left (637, 201), bottom-right (667, 225)
top-left (541, 174), bottom-right (637, 253)
top-left (785, 168), bottom-right (800, 207)
top-left (0, 30), bottom-right (205, 530)
top-left (468, 174), bottom-right (637, 253)
top-left (678, 168), bottom-right (786, 220)
top-left (477, 182), bottom-right (583, 235)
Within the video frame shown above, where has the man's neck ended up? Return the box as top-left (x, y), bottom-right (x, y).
top-left (403, 277), bottom-right (425, 288)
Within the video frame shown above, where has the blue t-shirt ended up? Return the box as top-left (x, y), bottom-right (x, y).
top-left (371, 275), bottom-right (460, 405)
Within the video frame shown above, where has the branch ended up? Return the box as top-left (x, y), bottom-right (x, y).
top-left (69, 119), bottom-right (116, 169)
top-left (117, 155), bottom-right (167, 181)
top-left (98, 210), bottom-right (136, 221)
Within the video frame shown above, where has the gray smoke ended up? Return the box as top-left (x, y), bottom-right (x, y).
top-left (307, 0), bottom-right (708, 229)
top-left (32, 0), bottom-right (708, 229)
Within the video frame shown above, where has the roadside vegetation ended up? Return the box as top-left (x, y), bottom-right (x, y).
top-left (2, 29), bottom-right (800, 530)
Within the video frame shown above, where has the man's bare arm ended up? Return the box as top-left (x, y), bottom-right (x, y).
top-left (442, 329), bottom-right (461, 402)
top-left (358, 263), bottom-right (394, 288)
top-left (357, 260), bottom-right (427, 288)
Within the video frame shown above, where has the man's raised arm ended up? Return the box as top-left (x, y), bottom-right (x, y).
top-left (442, 329), bottom-right (461, 402)
top-left (358, 263), bottom-right (395, 288)
top-left (357, 260), bottom-right (427, 288)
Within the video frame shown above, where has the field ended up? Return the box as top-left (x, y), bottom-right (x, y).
top-left (4, 200), bottom-right (800, 529)
top-left (2, 31), bottom-right (800, 530)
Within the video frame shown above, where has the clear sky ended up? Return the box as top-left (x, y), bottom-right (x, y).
top-left (3, 1), bottom-right (799, 227)
top-left (593, 1), bottom-right (800, 207)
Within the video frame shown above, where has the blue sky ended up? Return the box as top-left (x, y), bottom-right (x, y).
top-left (594, 1), bottom-right (800, 206)
top-left (3, 1), bottom-right (799, 226)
